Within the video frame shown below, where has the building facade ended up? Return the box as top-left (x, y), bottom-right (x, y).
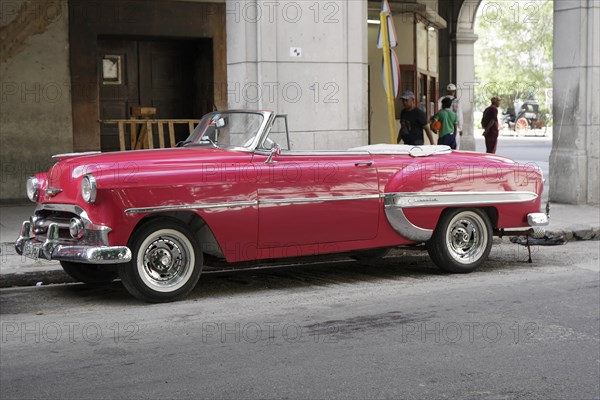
top-left (1, 0), bottom-right (598, 205)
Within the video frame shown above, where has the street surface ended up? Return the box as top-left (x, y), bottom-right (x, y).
top-left (1, 239), bottom-right (599, 399)
top-left (3, 134), bottom-right (597, 399)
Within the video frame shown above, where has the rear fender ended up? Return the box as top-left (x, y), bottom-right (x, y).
top-left (383, 159), bottom-right (539, 241)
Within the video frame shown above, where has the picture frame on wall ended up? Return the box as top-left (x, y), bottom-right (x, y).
top-left (102, 55), bottom-right (122, 85)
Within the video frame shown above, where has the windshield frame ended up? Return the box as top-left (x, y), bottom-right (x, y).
top-left (184, 110), bottom-right (275, 152)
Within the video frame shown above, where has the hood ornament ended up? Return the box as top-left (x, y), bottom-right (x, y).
top-left (45, 187), bottom-right (63, 197)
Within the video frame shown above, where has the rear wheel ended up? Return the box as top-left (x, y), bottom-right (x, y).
top-left (426, 209), bottom-right (493, 273)
top-left (118, 219), bottom-right (202, 302)
top-left (60, 262), bottom-right (118, 285)
top-left (515, 117), bottom-right (528, 136)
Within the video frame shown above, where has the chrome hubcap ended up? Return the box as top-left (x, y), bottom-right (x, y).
top-left (446, 214), bottom-right (487, 264)
top-left (142, 236), bottom-right (190, 288)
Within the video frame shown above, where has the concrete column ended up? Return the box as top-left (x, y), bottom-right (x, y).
top-left (453, 31), bottom-right (478, 151)
top-left (226, 0), bottom-right (369, 150)
top-left (437, 0), bottom-right (456, 92)
top-left (550, 1), bottom-right (599, 205)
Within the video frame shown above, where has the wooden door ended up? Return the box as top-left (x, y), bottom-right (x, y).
top-left (98, 38), bottom-right (214, 151)
top-left (138, 41), bottom-right (194, 121)
top-left (98, 39), bottom-right (139, 151)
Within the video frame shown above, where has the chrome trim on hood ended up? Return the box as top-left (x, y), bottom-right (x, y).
top-left (52, 151), bottom-right (101, 159)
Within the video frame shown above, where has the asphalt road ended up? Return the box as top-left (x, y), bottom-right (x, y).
top-left (1, 239), bottom-right (598, 399)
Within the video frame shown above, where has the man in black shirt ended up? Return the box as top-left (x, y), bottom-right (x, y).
top-left (397, 91), bottom-right (435, 146)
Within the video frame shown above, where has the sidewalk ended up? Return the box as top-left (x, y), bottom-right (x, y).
top-left (1, 202), bottom-right (598, 288)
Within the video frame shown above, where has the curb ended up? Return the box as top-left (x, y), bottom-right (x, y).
top-left (0, 270), bottom-right (74, 289)
top-left (548, 228), bottom-right (600, 241)
top-left (1, 227), bottom-right (598, 289)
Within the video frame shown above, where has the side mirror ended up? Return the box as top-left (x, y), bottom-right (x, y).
top-left (265, 144), bottom-right (281, 164)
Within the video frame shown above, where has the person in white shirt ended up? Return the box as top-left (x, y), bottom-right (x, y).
top-left (438, 83), bottom-right (463, 149)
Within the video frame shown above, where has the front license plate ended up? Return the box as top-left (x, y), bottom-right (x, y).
top-left (23, 241), bottom-right (42, 260)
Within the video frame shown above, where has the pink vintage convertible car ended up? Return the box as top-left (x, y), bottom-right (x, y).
top-left (16, 110), bottom-right (548, 302)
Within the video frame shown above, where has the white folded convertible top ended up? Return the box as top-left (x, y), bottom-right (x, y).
top-left (348, 144), bottom-right (452, 157)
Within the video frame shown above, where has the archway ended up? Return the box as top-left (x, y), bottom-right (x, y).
top-left (450, 0), bottom-right (598, 205)
top-left (453, 0), bottom-right (481, 151)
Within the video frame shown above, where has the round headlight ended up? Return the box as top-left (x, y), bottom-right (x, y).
top-left (81, 174), bottom-right (97, 203)
top-left (26, 176), bottom-right (39, 202)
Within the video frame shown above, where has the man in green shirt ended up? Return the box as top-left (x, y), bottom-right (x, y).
top-left (433, 97), bottom-right (458, 149)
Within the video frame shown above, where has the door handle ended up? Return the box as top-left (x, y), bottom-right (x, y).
top-left (354, 162), bottom-right (373, 167)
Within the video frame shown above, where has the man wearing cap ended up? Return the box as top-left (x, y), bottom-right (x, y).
top-left (398, 91), bottom-right (435, 146)
top-left (438, 83), bottom-right (463, 148)
top-left (481, 96), bottom-right (501, 153)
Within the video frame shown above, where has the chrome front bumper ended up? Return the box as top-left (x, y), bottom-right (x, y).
top-left (15, 221), bottom-right (131, 264)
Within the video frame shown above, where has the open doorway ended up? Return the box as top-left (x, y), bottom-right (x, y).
top-left (98, 38), bottom-right (214, 151)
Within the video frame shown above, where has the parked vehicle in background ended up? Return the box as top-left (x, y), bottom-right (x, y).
top-left (16, 110), bottom-right (548, 302)
top-left (501, 100), bottom-right (547, 136)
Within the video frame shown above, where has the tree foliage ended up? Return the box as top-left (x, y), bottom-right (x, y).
top-left (474, 0), bottom-right (553, 113)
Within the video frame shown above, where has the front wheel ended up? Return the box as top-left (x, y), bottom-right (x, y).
top-left (118, 219), bottom-right (203, 302)
top-left (60, 261), bottom-right (118, 285)
top-left (426, 209), bottom-right (493, 273)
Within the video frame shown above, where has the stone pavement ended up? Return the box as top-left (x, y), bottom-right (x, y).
top-left (0, 202), bottom-right (598, 288)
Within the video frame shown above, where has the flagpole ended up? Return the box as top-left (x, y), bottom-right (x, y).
top-left (380, 11), bottom-right (397, 144)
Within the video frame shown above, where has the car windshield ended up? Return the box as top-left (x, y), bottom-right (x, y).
top-left (183, 112), bottom-right (264, 149)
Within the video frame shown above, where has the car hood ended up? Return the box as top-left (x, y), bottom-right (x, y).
top-left (41, 147), bottom-right (253, 202)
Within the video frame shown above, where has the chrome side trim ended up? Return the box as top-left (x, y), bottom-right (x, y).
top-left (125, 200), bottom-right (258, 215)
top-left (260, 194), bottom-right (380, 206)
top-left (383, 191), bottom-right (538, 208)
top-left (384, 206), bottom-right (433, 242)
top-left (382, 191), bottom-right (539, 242)
top-left (125, 195), bottom-right (381, 214)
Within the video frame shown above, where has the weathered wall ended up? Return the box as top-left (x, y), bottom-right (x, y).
top-left (226, 0), bottom-right (368, 150)
top-left (1, 0), bottom-right (73, 202)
